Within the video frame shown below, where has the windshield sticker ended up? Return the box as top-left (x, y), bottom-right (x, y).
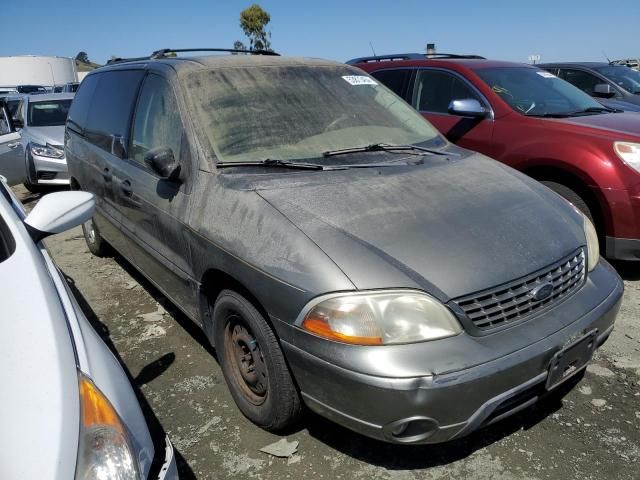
top-left (342, 75), bottom-right (378, 86)
top-left (536, 71), bottom-right (556, 79)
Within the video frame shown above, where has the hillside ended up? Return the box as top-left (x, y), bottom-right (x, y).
top-left (75, 59), bottom-right (101, 72)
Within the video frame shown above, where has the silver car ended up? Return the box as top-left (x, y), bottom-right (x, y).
top-left (0, 179), bottom-right (177, 479)
top-left (15, 93), bottom-right (74, 191)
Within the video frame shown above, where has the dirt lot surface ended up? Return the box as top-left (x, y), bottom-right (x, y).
top-left (20, 185), bottom-right (640, 479)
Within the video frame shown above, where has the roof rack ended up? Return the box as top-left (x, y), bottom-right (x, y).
top-left (346, 52), bottom-right (485, 65)
top-left (107, 47), bottom-right (280, 65)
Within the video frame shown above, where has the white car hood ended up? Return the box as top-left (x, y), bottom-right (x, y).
top-left (0, 198), bottom-right (78, 480)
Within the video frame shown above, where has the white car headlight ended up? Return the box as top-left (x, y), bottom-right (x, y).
top-left (583, 214), bottom-right (600, 272)
top-left (75, 374), bottom-right (141, 480)
top-left (30, 142), bottom-right (64, 159)
top-left (614, 141), bottom-right (640, 172)
top-left (299, 290), bottom-right (462, 345)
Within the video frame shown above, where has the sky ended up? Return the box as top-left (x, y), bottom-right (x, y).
top-left (3, 1), bottom-right (639, 65)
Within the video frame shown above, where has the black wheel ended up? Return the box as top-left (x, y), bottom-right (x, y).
top-left (213, 290), bottom-right (302, 431)
top-left (82, 216), bottom-right (111, 257)
top-left (23, 180), bottom-right (44, 194)
top-left (541, 181), bottom-right (594, 224)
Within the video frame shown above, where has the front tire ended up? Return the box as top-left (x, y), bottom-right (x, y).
top-left (82, 216), bottom-right (111, 257)
top-left (541, 181), bottom-right (594, 224)
top-left (213, 290), bottom-right (302, 431)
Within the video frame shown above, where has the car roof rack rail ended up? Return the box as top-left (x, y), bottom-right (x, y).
top-left (346, 52), bottom-right (485, 65)
top-left (151, 48), bottom-right (280, 58)
top-left (107, 47), bottom-right (280, 65)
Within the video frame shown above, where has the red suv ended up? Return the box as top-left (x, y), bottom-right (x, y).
top-left (350, 53), bottom-right (640, 261)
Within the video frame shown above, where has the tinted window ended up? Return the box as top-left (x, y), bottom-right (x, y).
top-left (370, 69), bottom-right (411, 98)
top-left (85, 70), bottom-right (144, 157)
top-left (67, 74), bottom-right (99, 133)
top-left (131, 75), bottom-right (185, 165)
top-left (412, 70), bottom-right (482, 113)
top-left (0, 107), bottom-right (11, 135)
top-left (557, 69), bottom-right (603, 96)
top-left (27, 99), bottom-right (72, 127)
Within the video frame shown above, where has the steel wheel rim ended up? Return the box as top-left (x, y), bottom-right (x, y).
top-left (224, 314), bottom-right (268, 405)
top-left (84, 219), bottom-right (96, 244)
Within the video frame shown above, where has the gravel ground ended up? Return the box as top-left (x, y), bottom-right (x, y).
top-left (20, 186), bottom-right (640, 479)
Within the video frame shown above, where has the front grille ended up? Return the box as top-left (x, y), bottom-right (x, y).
top-left (37, 171), bottom-right (57, 180)
top-left (453, 249), bottom-right (586, 331)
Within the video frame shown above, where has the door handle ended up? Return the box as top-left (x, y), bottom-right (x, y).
top-left (102, 167), bottom-right (112, 182)
top-left (7, 142), bottom-right (19, 149)
top-left (120, 179), bottom-right (133, 196)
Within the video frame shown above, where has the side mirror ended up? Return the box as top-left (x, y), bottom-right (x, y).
top-left (24, 191), bottom-right (94, 242)
top-left (593, 83), bottom-right (616, 98)
top-left (448, 99), bottom-right (488, 118)
top-left (144, 147), bottom-right (181, 181)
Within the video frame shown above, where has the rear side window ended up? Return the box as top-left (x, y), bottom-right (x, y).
top-left (370, 69), bottom-right (411, 99)
top-left (557, 69), bottom-right (602, 96)
top-left (412, 70), bottom-right (483, 114)
top-left (0, 213), bottom-right (16, 264)
top-left (67, 74), bottom-right (99, 134)
top-left (85, 70), bottom-right (144, 158)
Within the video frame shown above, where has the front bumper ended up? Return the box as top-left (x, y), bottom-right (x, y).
top-left (27, 151), bottom-right (69, 185)
top-left (282, 261), bottom-right (623, 444)
top-left (156, 436), bottom-right (178, 480)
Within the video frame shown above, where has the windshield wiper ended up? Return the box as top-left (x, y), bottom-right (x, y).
top-left (527, 106), bottom-right (620, 118)
top-left (216, 159), bottom-right (326, 170)
top-left (322, 143), bottom-right (455, 157)
top-left (567, 106), bottom-right (620, 115)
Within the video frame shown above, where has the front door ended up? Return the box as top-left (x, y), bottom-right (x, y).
top-left (111, 73), bottom-right (196, 315)
top-left (410, 68), bottom-right (495, 157)
top-left (0, 104), bottom-right (24, 186)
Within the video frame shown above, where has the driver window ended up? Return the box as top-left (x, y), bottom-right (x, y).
top-left (412, 70), bottom-right (483, 114)
top-left (131, 75), bottom-right (185, 166)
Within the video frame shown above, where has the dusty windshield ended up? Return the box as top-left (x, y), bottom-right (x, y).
top-left (184, 63), bottom-right (441, 163)
top-left (476, 67), bottom-right (604, 116)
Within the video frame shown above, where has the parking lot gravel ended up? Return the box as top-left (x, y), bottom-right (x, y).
top-left (20, 185), bottom-right (640, 480)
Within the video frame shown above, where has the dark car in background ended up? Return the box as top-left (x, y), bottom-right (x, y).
top-left (351, 53), bottom-right (640, 260)
top-left (540, 62), bottom-right (640, 112)
top-left (65, 49), bottom-right (622, 445)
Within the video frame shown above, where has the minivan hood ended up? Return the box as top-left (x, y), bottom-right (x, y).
top-left (259, 154), bottom-right (585, 300)
top-left (24, 125), bottom-right (65, 147)
top-left (560, 112), bottom-right (640, 138)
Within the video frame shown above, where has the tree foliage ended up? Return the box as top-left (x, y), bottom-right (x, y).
top-left (233, 40), bottom-right (247, 53)
top-left (75, 51), bottom-right (90, 63)
top-left (238, 4), bottom-right (272, 51)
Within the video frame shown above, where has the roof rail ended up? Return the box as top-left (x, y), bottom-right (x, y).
top-left (151, 48), bottom-right (279, 58)
top-left (107, 47), bottom-right (280, 65)
top-left (346, 52), bottom-right (485, 65)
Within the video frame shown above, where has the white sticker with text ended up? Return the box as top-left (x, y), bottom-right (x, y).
top-left (536, 71), bottom-right (556, 79)
top-left (342, 75), bottom-right (378, 86)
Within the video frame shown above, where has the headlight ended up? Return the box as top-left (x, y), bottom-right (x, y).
top-left (299, 290), bottom-right (462, 345)
top-left (30, 142), bottom-right (64, 158)
top-left (583, 214), bottom-right (600, 272)
top-left (75, 373), bottom-right (141, 480)
top-left (614, 141), bottom-right (640, 172)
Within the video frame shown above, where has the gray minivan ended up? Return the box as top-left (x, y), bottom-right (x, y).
top-left (65, 49), bottom-right (623, 444)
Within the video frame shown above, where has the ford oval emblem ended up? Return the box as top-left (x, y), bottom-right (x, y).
top-left (530, 283), bottom-right (554, 301)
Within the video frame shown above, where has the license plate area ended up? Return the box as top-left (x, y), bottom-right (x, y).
top-left (546, 329), bottom-right (598, 391)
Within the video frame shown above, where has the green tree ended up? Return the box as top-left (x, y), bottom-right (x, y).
top-left (75, 51), bottom-right (90, 63)
top-left (233, 40), bottom-right (247, 52)
top-left (238, 4), bottom-right (272, 51)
